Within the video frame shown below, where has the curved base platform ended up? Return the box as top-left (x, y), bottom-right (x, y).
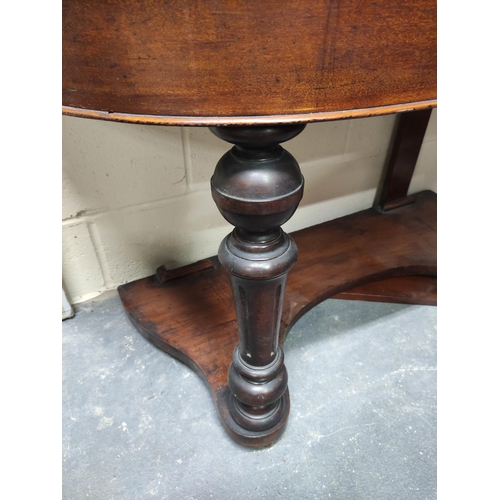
top-left (118, 190), bottom-right (437, 447)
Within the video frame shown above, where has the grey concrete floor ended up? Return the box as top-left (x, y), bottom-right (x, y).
top-left (62, 291), bottom-right (436, 500)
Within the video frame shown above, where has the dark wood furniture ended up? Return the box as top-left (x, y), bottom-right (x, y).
top-left (63, 0), bottom-right (436, 447)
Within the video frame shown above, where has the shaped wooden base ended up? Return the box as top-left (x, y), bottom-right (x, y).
top-left (118, 190), bottom-right (436, 447)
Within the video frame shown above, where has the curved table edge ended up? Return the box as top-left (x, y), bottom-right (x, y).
top-left (62, 100), bottom-right (437, 126)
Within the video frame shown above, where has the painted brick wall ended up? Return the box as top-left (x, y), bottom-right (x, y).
top-left (62, 110), bottom-right (437, 304)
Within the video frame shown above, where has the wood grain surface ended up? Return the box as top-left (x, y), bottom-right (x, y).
top-left (62, 0), bottom-right (436, 125)
top-left (333, 275), bottom-right (437, 305)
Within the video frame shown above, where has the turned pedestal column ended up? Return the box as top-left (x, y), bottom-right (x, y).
top-left (210, 124), bottom-right (305, 443)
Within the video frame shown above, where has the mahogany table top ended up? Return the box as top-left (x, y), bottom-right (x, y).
top-left (62, 0), bottom-right (436, 126)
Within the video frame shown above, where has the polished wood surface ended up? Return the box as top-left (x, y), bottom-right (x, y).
top-left (118, 190), bottom-right (436, 446)
top-left (333, 275), bottom-right (437, 305)
top-left (62, 0), bottom-right (436, 125)
top-left (210, 125), bottom-right (306, 441)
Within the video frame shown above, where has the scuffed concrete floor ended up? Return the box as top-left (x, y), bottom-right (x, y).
top-left (62, 291), bottom-right (436, 500)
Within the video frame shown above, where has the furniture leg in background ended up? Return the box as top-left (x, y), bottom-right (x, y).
top-left (376, 108), bottom-right (433, 211)
top-left (333, 109), bottom-right (436, 306)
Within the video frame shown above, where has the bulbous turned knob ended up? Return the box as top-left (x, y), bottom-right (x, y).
top-left (210, 125), bottom-right (305, 233)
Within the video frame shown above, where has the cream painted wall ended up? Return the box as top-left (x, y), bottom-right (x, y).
top-left (62, 110), bottom-right (437, 304)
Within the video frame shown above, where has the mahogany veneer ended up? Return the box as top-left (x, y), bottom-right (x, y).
top-left (118, 190), bottom-right (436, 447)
top-left (62, 0), bottom-right (436, 125)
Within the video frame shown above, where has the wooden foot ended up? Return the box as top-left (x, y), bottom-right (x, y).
top-left (118, 190), bottom-right (437, 447)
